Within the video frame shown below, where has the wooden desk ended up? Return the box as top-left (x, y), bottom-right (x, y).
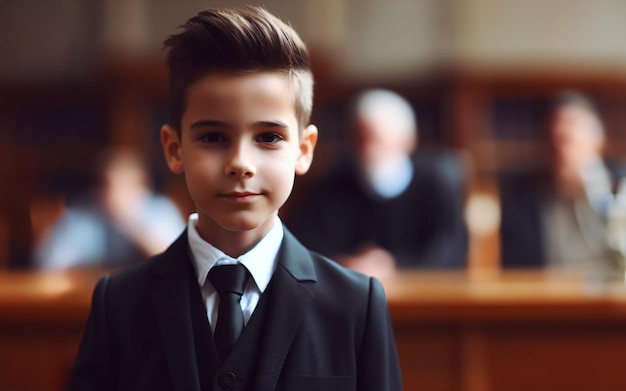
top-left (0, 271), bottom-right (103, 391)
top-left (386, 270), bottom-right (626, 391)
top-left (2, 270), bottom-right (626, 391)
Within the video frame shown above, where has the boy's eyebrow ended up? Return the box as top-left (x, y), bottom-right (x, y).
top-left (189, 119), bottom-right (227, 129)
top-left (254, 120), bottom-right (289, 129)
top-left (189, 119), bottom-right (290, 130)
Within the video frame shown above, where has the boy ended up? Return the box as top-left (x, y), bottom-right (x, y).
top-left (68, 6), bottom-right (402, 391)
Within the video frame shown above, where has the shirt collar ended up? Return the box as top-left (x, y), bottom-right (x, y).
top-left (187, 213), bottom-right (283, 293)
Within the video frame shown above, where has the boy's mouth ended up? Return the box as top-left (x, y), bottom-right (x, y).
top-left (220, 191), bottom-right (261, 202)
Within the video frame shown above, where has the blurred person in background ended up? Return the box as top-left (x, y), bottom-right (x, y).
top-left (499, 91), bottom-right (626, 272)
top-left (34, 148), bottom-right (185, 270)
top-left (288, 89), bottom-right (468, 278)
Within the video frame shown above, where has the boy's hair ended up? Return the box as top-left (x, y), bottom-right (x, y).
top-left (163, 6), bottom-right (313, 133)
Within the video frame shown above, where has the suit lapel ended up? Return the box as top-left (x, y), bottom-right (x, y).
top-left (151, 227), bottom-right (318, 391)
top-left (254, 229), bottom-right (316, 391)
top-left (151, 232), bottom-right (202, 391)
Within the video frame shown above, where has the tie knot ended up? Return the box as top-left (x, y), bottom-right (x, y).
top-left (209, 264), bottom-right (249, 297)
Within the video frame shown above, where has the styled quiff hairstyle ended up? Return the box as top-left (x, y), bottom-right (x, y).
top-left (163, 6), bottom-right (313, 133)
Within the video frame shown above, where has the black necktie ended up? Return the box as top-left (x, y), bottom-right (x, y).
top-left (208, 264), bottom-right (249, 360)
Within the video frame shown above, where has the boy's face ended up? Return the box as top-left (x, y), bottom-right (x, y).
top-left (161, 72), bottom-right (317, 253)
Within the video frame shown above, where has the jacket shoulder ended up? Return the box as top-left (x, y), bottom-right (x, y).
top-left (102, 231), bottom-right (189, 297)
top-left (310, 251), bottom-right (370, 288)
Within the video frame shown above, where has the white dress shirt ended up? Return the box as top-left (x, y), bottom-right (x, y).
top-left (187, 213), bottom-right (283, 333)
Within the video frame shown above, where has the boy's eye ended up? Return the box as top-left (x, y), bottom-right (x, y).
top-left (257, 132), bottom-right (283, 144)
top-left (199, 132), bottom-right (225, 143)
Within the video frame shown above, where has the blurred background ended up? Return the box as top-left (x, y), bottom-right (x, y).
top-left (3, 1), bottom-right (626, 390)
top-left (3, 0), bottom-right (626, 271)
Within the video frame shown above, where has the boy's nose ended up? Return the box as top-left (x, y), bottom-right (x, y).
top-left (225, 144), bottom-right (256, 178)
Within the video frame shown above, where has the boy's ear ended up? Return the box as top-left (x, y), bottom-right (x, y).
top-left (295, 124), bottom-right (318, 176)
top-left (161, 124), bottom-right (184, 174)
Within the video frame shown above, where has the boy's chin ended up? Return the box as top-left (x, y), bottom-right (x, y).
top-left (217, 215), bottom-right (277, 234)
top-left (221, 221), bottom-right (265, 232)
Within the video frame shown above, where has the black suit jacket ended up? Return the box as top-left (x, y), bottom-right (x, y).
top-left (68, 228), bottom-right (402, 391)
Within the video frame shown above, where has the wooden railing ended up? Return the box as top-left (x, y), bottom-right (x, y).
top-left (2, 269), bottom-right (626, 391)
